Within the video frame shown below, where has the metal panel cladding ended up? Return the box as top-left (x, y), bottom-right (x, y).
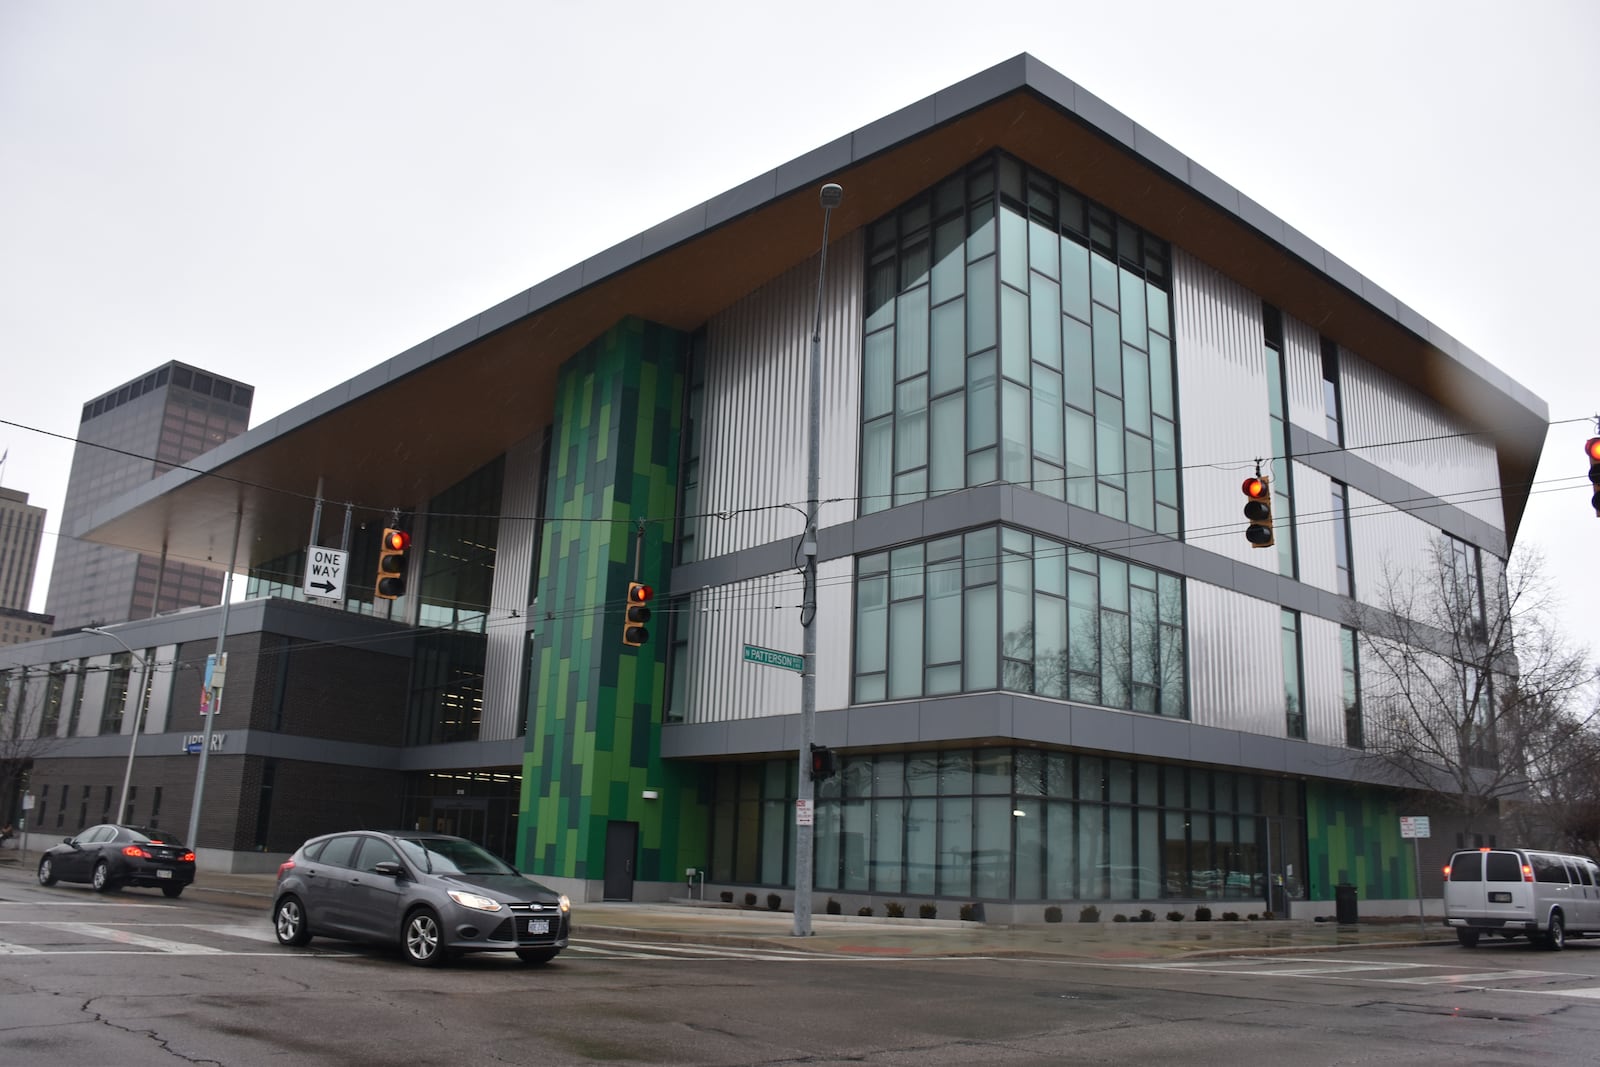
top-left (675, 558), bottom-right (853, 725)
top-left (695, 235), bottom-right (863, 560)
top-left (1340, 350), bottom-right (1504, 532)
top-left (1282, 314), bottom-right (1326, 437)
top-left (482, 432), bottom-right (544, 741)
top-left (1170, 249), bottom-right (1274, 567)
top-left (1347, 484), bottom-right (1446, 608)
top-left (1298, 613), bottom-right (1346, 746)
top-left (1185, 579), bottom-right (1284, 737)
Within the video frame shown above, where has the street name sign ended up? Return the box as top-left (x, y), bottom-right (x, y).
top-left (303, 545), bottom-right (348, 601)
top-left (742, 644), bottom-right (805, 672)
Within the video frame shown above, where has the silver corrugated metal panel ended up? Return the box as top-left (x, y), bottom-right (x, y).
top-left (480, 433), bottom-right (544, 741)
top-left (1299, 614), bottom-right (1346, 746)
top-left (697, 236), bottom-right (863, 559)
top-left (1340, 349), bottom-right (1504, 531)
top-left (1282, 314), bottom-right (1325, 436)
top-left (680, 557), bottom-right (852, 725)
top-left (1171, 249), bottom-right (1274, 567)
top-left (1348, 485), bottom-right (1441, 608)
top-left (1185, 580), bottom-right (1284, 736)
top-left (1293, 462), bottom-right (1336, 593)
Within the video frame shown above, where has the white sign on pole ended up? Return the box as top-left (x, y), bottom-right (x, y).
top-left (303, 546), bottom-right (348, 601)
top-left (1400, 815), bottom-right (1432, 839)
top-left (795, 798), bottom-right (814, 826)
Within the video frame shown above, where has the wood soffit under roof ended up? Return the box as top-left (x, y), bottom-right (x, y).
top-left (88, 85), bottom-right (1544, 572)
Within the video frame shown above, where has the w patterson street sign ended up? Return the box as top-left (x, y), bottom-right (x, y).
top-left (743, 644), bottom-right (805, 673)
top-left (302, 545), bottom-right (348, 601)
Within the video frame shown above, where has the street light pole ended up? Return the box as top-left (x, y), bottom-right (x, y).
top-left (794, 181), bottom-right (843, 938)
top-left (86, 627), bottom-right (152, 825)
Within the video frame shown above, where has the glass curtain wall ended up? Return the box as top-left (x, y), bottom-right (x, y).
top-left (710, 747), bottom-right (1306, 904)
top-left (854, 526), bottom-right (1185, 717)
top-left (860, 152), bottom-right (1179, 535)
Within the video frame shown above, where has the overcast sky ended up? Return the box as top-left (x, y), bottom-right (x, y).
top-left (2, 2), bottom-right (1596, 646)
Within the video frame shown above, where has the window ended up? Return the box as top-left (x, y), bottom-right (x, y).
top-left (318, 836), bottom-right (362, 868)
top-left (1321, 337), bottom-right (1343, 444)
top-left (1444, 535), bottom-right (1485, 631)
top-left (1340, 627), bottom-right (1363, 749)
top-left (1330, 482), bottom-right (1353, 597)
top-left (860, 153), bottom-right (1179, 536)
top-left (1281, 609), bottom-right (1304, 739)
top-left (1262, 306), bottom-right (1297, 579)
top-left (853, 526), bottom-right (1185, 717)
top-left (101, 653), bottom-right (130, 735)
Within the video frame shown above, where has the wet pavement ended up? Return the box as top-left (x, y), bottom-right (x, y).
top-left (0, 848), bottom-right (1456, 960)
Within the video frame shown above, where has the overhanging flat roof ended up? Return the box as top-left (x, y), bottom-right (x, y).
top-left (82, 53), bottom-right (1548, 571)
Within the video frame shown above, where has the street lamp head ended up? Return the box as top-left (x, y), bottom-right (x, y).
top-left (819, 182), bottom-right (843, 209)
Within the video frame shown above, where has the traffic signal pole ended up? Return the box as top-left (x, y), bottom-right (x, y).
top-left (794, 182), bottom-right (842, 938)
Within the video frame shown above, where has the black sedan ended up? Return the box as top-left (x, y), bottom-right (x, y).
top-left (37, 824), bottom-right (196, 897)
top-left (272, 830), bottom-right (571, 967)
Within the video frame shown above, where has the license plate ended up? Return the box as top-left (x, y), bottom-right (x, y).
top-left (157, 869), bottom-right (173, 879)
top-left (1488, 891), bottom-right (1511, 903)
top-left (527, 919), bottom-right (549, 935)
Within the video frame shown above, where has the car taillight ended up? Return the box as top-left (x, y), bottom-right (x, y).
top-left (1523, 864), bottom-right (1534, 881)
top-left (1442, 864), bottom-right (1452, 879)
top-left (122, 845), bottom-right (151, 859)
top-left (277, 859), bottom-right (295, 880)
top-left (182, 852), bottom-right (195, 863)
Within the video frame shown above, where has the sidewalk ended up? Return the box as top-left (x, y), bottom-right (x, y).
top-left (0, 851), bottom-right (1456, 961)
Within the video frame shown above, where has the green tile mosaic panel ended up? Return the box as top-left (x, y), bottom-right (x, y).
top-left (1305, 781), bottom-right (1413, 900)
top-left (520, 317), bottom-right (708, 882)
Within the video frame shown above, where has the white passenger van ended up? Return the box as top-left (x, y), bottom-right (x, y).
top-left (1443, 847), bottom-right (1600, 949)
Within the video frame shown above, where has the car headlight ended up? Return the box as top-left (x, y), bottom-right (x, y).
top-left (559, 894), bottom-right (571, 913)
top-left (447, 890), bottom-right (504, 913)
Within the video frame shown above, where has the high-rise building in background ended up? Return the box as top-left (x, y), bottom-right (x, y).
top-left (44, 363), bottom-right (253, 631)
top-left (0, 486), bottom-right (45, 611)
top-left (0, 485), bottom-right (51, 646)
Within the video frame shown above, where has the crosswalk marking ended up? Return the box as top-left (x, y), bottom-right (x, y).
top-left (39, 922), bottom-right (226, 954)
top-left (1388, 969), bottom-right (1568, 985)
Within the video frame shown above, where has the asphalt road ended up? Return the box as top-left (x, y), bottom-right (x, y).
top-left (3, 877), bottom-right (1599, 1065)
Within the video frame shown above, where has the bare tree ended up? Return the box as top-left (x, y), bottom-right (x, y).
top-left (1, 664), bottom-right (68, 827)
top-left (1352, 541), bottom-right (1598, 841)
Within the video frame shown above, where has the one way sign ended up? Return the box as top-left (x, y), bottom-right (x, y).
top-left (302, 545), bottom-right (348, 602)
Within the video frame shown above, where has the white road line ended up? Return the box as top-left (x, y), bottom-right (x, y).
top-left (184, 924), bottom-right (283, 945)
top-left (39, 922), bottom-right (225, 954)
top-left (1388, 969), bottom-right (1569, 985)
top-left (0, 940), bottom-right (43, 954)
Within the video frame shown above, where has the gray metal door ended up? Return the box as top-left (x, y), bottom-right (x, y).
top-left (603, 821), bottom-right (638, 901)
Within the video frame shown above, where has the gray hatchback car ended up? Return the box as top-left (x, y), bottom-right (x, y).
top-left (272, 830), bottom-right (571, 966)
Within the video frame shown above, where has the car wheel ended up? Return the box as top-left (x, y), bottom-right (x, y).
top-left (92, 861), bottom-right (117, 893)
top-left (403, 907), bottom-right (448, 967)
top-left (274, 895), bottom-right (314, 947)
top-left (37, 856), bottom-right (57, 886)
top-left (1456, 929), bottom-right (1479, 948)
top-left (161, 884), bottom-right (185, 899)
top-left (516, 947), bottom-right (559, 965)
top-left (1546, 912), bottom-right (1566, 951)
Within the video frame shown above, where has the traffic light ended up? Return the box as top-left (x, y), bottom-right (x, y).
top-left (809, 743), bottom-right (837, 782)
top-left (622, 581), bottom-right (653, 647)
top-left (1587, 437), bottom-right (1600, 517)
top-left (1242, 475), bottom-right (1274, 548)
top-left (375, 527), bottom-right (410, 600)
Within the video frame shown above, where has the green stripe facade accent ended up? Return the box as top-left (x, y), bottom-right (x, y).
top-left (1305, 780), bottom-right (1413, 900)
top-left (519, 316), bottom-right (708, 883)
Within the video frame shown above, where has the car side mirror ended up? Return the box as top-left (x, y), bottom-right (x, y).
top-left (371, 861), bottom-right (404, 878)
top-left (64, 837), bottom-right (76, 847)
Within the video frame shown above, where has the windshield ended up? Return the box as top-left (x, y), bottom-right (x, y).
top-left (395, 836), bottom-right (517, 876)
top-left (126, 826), bottom-right (187, 848)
